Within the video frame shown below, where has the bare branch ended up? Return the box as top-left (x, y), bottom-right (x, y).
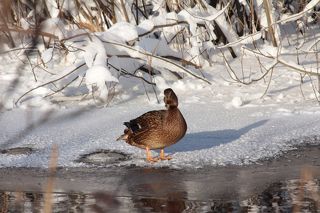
top-left (15, 63), bottom-right (86, 105)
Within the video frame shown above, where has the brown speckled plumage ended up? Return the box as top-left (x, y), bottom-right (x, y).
top-left (117, 88), bottom-right (187, 162)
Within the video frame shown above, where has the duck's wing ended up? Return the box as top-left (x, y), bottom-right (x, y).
top-left (124, 110), bottom-right (165, 134)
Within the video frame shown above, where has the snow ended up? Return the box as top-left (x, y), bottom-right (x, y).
top-left (1, 89), bottom-right (320, 169)
top-left (85, 65), bottom-right (119, 101)
top-left (2, 51), bottom-right (320, 169)
top-left (1, 2), bottom-right (320, 170)
top-left (41, 48), bottom-right (54, 64)
top-left (231, 96), bottom-right (244, 108)
top-left (100, 22), bottom-right (138, 43)
top-left (39, 18), bottom-right (66, 40)
top-left (84, 38), bottom-right (107, 68)
top-left (280, 0), bottom-right (320, 24)
top-left (137, 20), bottom-right (154, 35)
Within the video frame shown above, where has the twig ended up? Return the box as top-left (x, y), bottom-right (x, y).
top-left (147, 38), bottom-right (160, 103)
top-left (107, 62), bottom-right (156, 85)
top-left (307, 73), bottom-right (320, 103)
top-left (221, 49), bottom-right (277, 85)
top-left (261, 67), bottom-right (274, 97)
top-left (44, 76), bottom-right (80, 98)
top-left (0, 20), bottom-right (42, 114)
top-left (15, 63), bottom-right (86, 105)
top-left (138, 21), bottom-right (189, 37)
top-left (217, 2), bottom-right (319, 49)
top-left (242, 46), bottom-right (320, 76)
top-left (0, 47), bottom-right (37, 55)
top-left (299, 74), bottom-right (307, 100)
top-left (0, 25), bottom-right (59, 40)
top-left (120, 70), bottom-right (156, 85)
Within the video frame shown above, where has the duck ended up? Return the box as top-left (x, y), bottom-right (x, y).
top-left (116, 88), bottom-right (187, 162)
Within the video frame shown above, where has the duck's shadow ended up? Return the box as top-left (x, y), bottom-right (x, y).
top-left (167, 120), bottom-right (268, 153)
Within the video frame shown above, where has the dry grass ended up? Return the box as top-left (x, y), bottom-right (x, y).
top-left (43, 144), bottom-right (58, 213)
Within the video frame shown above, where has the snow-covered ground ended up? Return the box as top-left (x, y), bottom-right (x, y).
top-left (0, 2), bottom-right (320, 169)
top-left (1, 45), bottom-right (320, 169)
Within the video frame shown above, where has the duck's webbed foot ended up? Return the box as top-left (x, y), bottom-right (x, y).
top-left (157, 149), bottom-right (172, 161)
top-left (145, 147), bottom-right (158, 163)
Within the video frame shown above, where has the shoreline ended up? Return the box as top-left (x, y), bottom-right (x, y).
top-left (0, 145), bottom-right (319, 201)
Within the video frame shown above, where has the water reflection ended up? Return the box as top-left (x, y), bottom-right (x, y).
top-left (133, 193), bottom-right (187, 212)
top-left (0, 178), bottom-right (319, 212)
top-left (0, 192), bottom-right (100, 212)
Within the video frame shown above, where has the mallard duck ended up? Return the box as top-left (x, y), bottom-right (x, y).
top-left (117, 88), bottom-right (187, 162)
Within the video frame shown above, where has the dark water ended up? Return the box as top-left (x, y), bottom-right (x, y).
top-left (1, 178), bottom-right (319, 213)
top-left (0, 145), bottom-right (320, 212)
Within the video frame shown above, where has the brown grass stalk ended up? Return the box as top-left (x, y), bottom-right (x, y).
top-left (119, 0), bottom-right (129, 22)
top-left (43, 144), bottom-right (59, 213)
top-left (263, 0), bottom-right (278, 47)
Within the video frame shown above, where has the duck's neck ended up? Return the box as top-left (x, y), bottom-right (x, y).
top-left (166, 106), bottom-right (180, 120)
top-left (167, 105), bottom-right (178, 110)
top-left (165, 106), bottom-right (186, 128)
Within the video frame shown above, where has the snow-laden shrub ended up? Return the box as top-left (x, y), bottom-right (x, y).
top-left (1, 0), bottom-right (319, 108)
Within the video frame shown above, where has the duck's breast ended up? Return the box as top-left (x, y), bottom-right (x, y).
top-left (162, 108), bottom-right (187, 145)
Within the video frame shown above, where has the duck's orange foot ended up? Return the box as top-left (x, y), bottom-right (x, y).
top-left (146, 156), bottom-right (159, 163)
top-left (157, 155), bottom-right (172, 161)
top-left (145, 147), bottom-right (158, 163)
top-left (157, 149), bottom-right (172, 161)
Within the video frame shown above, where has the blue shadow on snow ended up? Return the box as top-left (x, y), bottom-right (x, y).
top-left (167, 119), bottom-right (268, 153)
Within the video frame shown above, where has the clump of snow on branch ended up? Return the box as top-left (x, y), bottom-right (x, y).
top-left (84, 38), bottom-right (119, 101)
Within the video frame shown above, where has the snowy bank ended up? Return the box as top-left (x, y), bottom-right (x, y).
top-left (1, 88), bottom-right (320, 169)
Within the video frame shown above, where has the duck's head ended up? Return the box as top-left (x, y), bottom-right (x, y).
top-left (164, 88), bottom-right (178, 109)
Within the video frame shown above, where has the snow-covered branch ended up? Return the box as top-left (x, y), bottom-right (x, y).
top-left (100, 39), bottom-right (211, 84)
